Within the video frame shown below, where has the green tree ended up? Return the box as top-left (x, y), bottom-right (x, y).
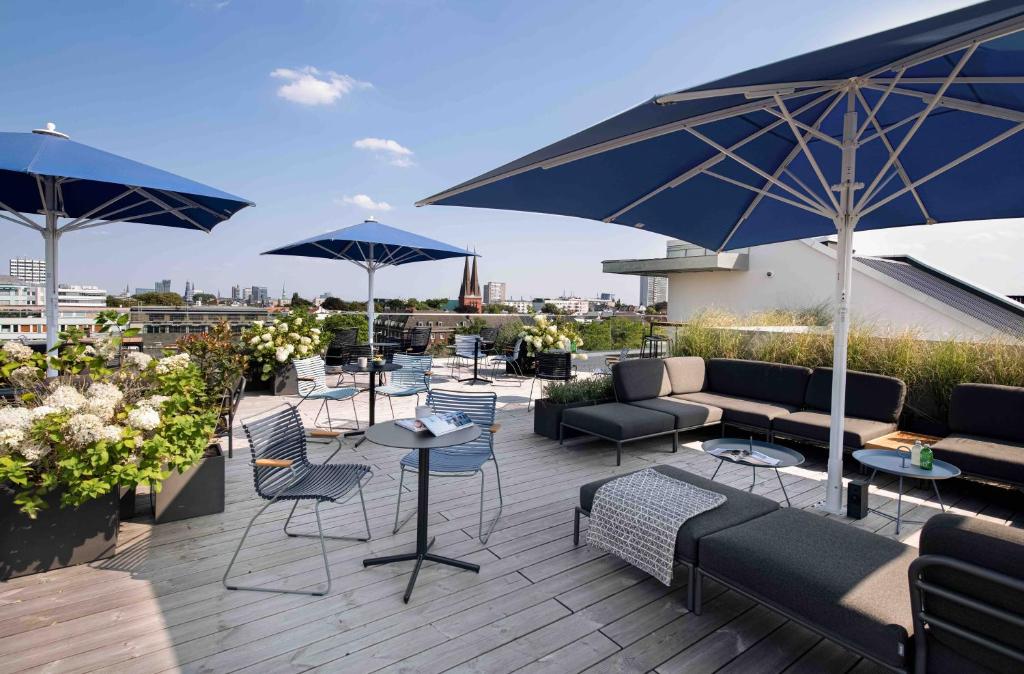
top-left (193, 293), bottom-right (217, 305)
top-left (290, 292), bottom-right (313, 309)
top-left (106, 295), bottom-right (139, 308)
top-left (132, 291), bottom-right (184, 306)
top-left (541, 303), bottom-right (567, 315)
top-left (484, 304), bottom-right (514, 314)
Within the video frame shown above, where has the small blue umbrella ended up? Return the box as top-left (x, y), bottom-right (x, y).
top-left (418, 1), bottom-right (1024, 512)
top-left (262, 218), bottom-right (476, 346)
top-left (0, 123), bottom-right (252, 354)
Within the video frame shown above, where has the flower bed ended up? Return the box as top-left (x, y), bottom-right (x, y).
top-left (240, 313), bottom-right (328, 382)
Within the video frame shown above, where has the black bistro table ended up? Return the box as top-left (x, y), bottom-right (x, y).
top-left (457, 337), bottom-right (492, 385)
top-left (342, 362), bottom-right (401, 441)
top-left (362, 421), bottom-right (483, 602)
top-left (702, 438), bottom-right (805, 506)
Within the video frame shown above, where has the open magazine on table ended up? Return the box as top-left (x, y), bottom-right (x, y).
top-left (396, 411), bottom-right (475, 437)
top-left (706, 447), bottom-right (781, 466)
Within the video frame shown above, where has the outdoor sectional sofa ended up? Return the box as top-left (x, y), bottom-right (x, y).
top-left (931, 383), bottom-right (1024, 488)
top-left (574, 465), bottom-right (1024, 672)
top-left (560, 356), bottom-right (905, 465)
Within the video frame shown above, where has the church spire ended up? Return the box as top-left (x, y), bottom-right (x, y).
top-left (469, 252), bottom-right (480, 295)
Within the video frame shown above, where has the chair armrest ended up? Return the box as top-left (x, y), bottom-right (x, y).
top-left (309, 429), bottom-right (341, 438)
top-left (255, 459), bottom-right (293, 468)
top-left (489, 423), bottom-right (501, 433)
top-left (297, 376), bottom-right (317, 382)
top-left (423, 370), bottom-right (434, 377)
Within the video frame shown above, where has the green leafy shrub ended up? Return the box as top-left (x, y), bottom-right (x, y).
top-left (493, 319), bottom-right (524, 352)
top-left (240, 312), bottom-right (328, 381)
top-left (176, 321), bottom-right (248, 399)
top-left (321, 313), bottom-right (369, 344)
top-left (545, 376), bottom-right (614, 405)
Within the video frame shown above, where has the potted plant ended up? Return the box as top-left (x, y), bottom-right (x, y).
top-left (0, 317), bottom-right (218, 578)
top-left (240, 312), bottom-right (328, 395)
top-left (533, 376), bottom-right (614, 440)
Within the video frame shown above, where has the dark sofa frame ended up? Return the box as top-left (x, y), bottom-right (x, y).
top-left (560, 423), bottom-right (693, 466)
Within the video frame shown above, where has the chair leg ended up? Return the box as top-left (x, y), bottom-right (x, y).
top-left (616, 442), bottom-right (622, 466)
top-left (478, 458), bottom-right (503, 544)
top-left (284, 497), bottom-right (371, 542)
top-left (351, 396), bottom-right (360, 431)
top-left (393, 467), bottom-right (417, 534)
top-left (573, 507), bottom-right (581, 546)
top-left (693, 567), bottom-right (704, 615)
top-left (387, 396), bottom-right (395, 420)
top-left (528, 377), bottom-right (536, 411)
top-left (672, 432), bottom-right (679, 453)
top-left (224, 497), bottom-right (330, 596)
top-left (686, 564), bottom-right (696, 612)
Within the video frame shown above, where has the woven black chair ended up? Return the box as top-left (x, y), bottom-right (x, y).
top-left (216, 375), bottom-right (246, 458)
top-left (405, 326), bottom-right (432, 355)
top-left (224, 404), bottom-right (372, 596)
top-left (325, 328), bottom-right (359, 385)
top-left (478, 326), bottom-right (499, 354)
top-left (528, 351), bottom-right (574, 410)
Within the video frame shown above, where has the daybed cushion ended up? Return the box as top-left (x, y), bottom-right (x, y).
top-left (663, 356), bottom-right (706, 395)
top-left (562, 402), bottom-right (674, 441)
top-left (705, 358), bottom-right (811, 407)
top-left (948, 383), bottom-right (1024, 443)
top-left (803, 367), bottom-right (906, 423)
top-left (930, 433), bottom-right (1024, 484)
top-left (700, 508), bottom-right (915, 669)
top-left (675, 391), bottom-right (798, 430)
top-left (612, 359), bottom-right (670, 403)
top-left (771, 410), bottom-right (897, 448)
top-left (917, 514), bottom-right (1024, 674)
top-left (578, 464), bottom-right (779, 563)
top-left (629, 397), bottom-right (722, 429)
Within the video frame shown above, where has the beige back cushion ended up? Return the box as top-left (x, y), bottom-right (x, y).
top-left (663, 356), bottom-right (706, 394)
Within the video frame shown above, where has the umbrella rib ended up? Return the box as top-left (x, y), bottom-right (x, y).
top-left (860, 120), bottom-right (1024, 218)
top-left (135, 188), bottom-right (209, 232)
top-left (762, 108), bottom-right (843, 148)
top-left (855, 68), bottom-right (906, 140)
top-left (772, 94), bottom-right (841, 212)
top-left (717, 90), bottom-right (844, 251)
top-left (157, 189), bottom-right (233, 221)
top-left (0, 200), bottom-right (44, 230)
top-left (859, 83), bottom-right (1024, 124)
top-left (779, 168), bottom-right (831, 212)
top-left (701, 170), bottom-right (831, 217)
top-left (603, 90), bottom-right (836, 223)
top-left (61, 188), bottom-right (141, 229)
top-left (853, 87), bottom-right (932, 223)
top-left (311, 241), bottom-right (348, 261)
top-left (416, 86), bottom-right (835, 206)
top-left (858, 110), bottom-right (921, 145)
top-left (685, 126), bottom-right (832, 213)
top-left (855, 42), bottom-right (978, 213)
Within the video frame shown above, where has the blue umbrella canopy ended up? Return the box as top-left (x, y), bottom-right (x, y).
top-left (263, 219), bottom-right (475, 346)
top-left (0, 124), bottom-right (253, 356)
top-left (418, 1), bottom-right (1024, 513)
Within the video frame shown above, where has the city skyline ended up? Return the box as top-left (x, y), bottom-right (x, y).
top-left (1, 1), bottom-right (1021, 300)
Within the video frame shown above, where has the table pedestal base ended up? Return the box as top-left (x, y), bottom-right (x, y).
top-left (866, 471), bottom-right (946, 535)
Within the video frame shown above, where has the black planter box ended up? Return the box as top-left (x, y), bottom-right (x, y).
top-left (0, 487), bottom-right (118, 579)
top-left (153, 445), bottom-right (226, 524)
top-left (534, 399), bottom-right (608, 440)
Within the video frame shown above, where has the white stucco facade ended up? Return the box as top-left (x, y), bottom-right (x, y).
top-left (663, 240), bottom-right (1008, 341)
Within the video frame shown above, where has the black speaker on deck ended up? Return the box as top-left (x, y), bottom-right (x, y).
top-left (847, 480), bottom-right (869, 519)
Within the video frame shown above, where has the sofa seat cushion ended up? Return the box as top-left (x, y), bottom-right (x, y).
top-left (562, 402), bottom-right (674, 441)
top-left (930, 433), bottom-right (1024, 484)
top-left (675, 392), bottom-right (797, 430)
top-left (771, 411), bottom-right (897, 448)
top-left (629, 397), bottom-right (722, 429)
top-left (578, 465), bottom-right (779, 563)
top-left (700, 508), bottom-right (915, 669)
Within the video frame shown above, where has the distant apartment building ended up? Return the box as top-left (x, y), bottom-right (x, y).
top-left (533, 296), bottom-right (593, 315)
top-left (0, 276), bottom-right (112, 340)
top-left (249, 286), bottom-right (268, 306)
top-left (231, 285), bottom-right (242, 302)
top-left (639, 276), bottom-right (668, 307)
top-left (184, 281), bottom-right (194, 304)
top-left (9, 258), bottom-right (46, 285)
top-left (483, 281), bottom-right (507, 305)
top-left (155, 279), bottom-right (172, 293)
top-left (507, 299), bottom-right (533, 313)
top-left (57, 284), bottom-right (107, 306)
top-left (599, 292), bottom-right (615, 301)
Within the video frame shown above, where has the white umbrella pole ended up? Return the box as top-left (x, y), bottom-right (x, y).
top-left (42, 176), bottom-right (60, 376)
top-left (824, 90), bottom-right (860, 514)
top-left (366, 262), bottom-right (375, 350)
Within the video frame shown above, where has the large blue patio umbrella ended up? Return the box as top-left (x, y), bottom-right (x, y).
top-left (262, 218), bottom-right (476, 347)
top-left (418, 1), bottom-right (1024, 513)
top-left (0, 123), bottom-right (252, 355)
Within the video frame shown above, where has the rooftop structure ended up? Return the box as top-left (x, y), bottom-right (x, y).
top-left (8, 257), bottom-right (45, 285)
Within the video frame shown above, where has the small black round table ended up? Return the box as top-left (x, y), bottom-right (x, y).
top-left (362, 421), bottom-right (483, 603)
top-left (342, 362), bottom-right (401, 441)
top-left (702, 438), bottom-right (805, 506)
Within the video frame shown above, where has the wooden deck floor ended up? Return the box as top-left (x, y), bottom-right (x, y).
top-left (1, 367), bottom-right (1021, 673)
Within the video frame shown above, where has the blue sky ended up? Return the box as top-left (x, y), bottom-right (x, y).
top-left (2, 0), bottom-right (1020, 302)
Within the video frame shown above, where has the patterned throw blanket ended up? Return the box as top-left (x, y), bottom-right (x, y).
top-left (588, 469), bottom-right (727, 585)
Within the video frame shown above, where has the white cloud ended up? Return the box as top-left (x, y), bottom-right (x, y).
top-left (339, 194), bottom-right (392, 211)
top-left (270, 67), bottom-right (370, 106)
top-left (353, 137), bottom-right (415, 167)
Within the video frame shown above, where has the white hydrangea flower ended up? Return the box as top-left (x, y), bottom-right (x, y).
top-left (252, 320), bottom-right (264, 328)
top-left (20, 441), bottom-right (49, 463)
top-left (99, 425), bottom-right (123, 443)
top-left (125, 351), bottom-right (153, 370)
top-left (9, 365), bottom-right (40, 389)
top-left (30, 405), bottom-right (58, 420)
top-left (266, 326), bottom-right (276, 334)
top-left (83, 345), bottom-right (97, 356)
top-left (94, 335), bottom-right (121, 360)
top-left (249, 336), bottom-right (261, 346)
top-left (2, 341), bottom-right (34, 361)
top-left (127, 406), bottom-right (161, 431)
top-left (300, 336), bottom-right (311, 345)
top-left (84, 382), bottom-right (124, 421)
top-left (310, 328), bottom-right (320, 336)
top-left (66, 413), bottom-right (105, 445)
top-left (0, 427), bottom-right (25, 451)
top-left (293, 317), bottom-right (302, 326)
top-left (44, 385), bottom-right (87, 412)
top-left (0, 406), bottom-right (31, 431)
top-left (261, 333), bottom-right (272, 342)
top-left (155, 353), bottom-right (191, 375)
top-left (139, 395), bottom-right (170, 409)
top-left (275, 346), bottom-right (290, 362)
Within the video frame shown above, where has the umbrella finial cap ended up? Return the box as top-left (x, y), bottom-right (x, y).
top-left (364, 216), bottom-right (378, 222)
top-left (32, 122), bottom-right (69, 139)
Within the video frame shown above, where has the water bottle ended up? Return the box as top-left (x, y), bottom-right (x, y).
top-left (919, 444), bottom-right (934, 471)
top-left (910, 440), bottom-right (923, 467)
